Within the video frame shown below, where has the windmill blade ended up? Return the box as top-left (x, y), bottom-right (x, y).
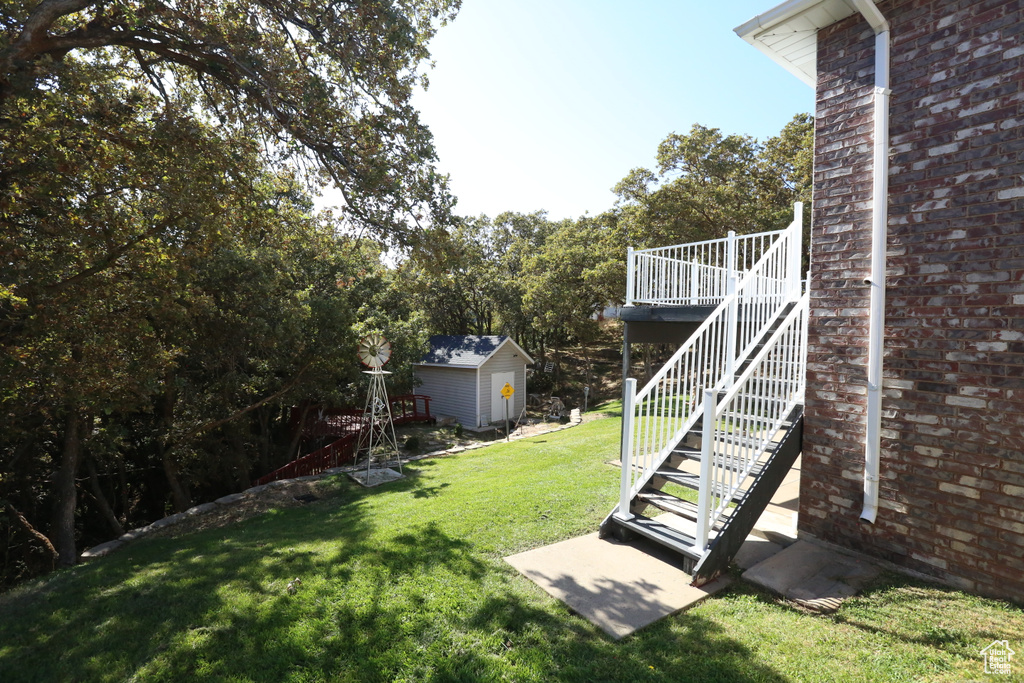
top-left (358, 333), bottom-right (391, 368)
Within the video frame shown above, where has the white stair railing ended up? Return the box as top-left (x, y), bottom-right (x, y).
top-left (695, 292), bottom-right (809, 549)
top-left (615, 203), bottom-right (803, 526)
top-left (626, 228), bottom-right (787, 307)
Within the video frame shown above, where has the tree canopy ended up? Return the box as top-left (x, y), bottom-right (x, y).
top-left (1, 0), bottom-right (458, 575)
top-left (614, 115), bottom-right (813, 248)
top-left (1, 0), bottom-right (459, 240)
top-left (0, 0), bottom-right (812, 586)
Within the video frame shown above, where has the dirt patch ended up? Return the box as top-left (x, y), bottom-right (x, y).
top-left (144, 478), bottom-right (342, 541)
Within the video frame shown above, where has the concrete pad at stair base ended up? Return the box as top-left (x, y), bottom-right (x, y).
top-left (348, 467), bottom-right (405, 487)
top-left (742, 539), bottom-right (882, 612)
top-left (733, 535), bottom-right (786, 570)
top-left (505, 532), bottom-right (730, 639)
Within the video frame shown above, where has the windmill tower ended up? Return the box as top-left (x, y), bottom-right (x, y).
top-left (356, 333), bottom-right (402, 476)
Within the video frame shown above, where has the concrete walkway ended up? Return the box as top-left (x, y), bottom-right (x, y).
top-left (504, 458), bottom-right (801, 639)
top-left (505, 532), bottom-right (731, 639)
top-left (505, 455), bottom-right (883, 637)
top-left (742, 540), bottom-right (883, 612)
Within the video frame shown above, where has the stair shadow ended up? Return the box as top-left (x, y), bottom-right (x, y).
top-left (466, 579), bottom-right (789, 682)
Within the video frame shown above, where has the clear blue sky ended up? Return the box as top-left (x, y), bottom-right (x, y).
top-left (408, 0), bottom-right (813, 222)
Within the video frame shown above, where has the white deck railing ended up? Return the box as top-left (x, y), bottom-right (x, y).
top-left (626, 228), bottom-right (787, 307)
top-left (695, 292), bottom-right (809, 549)
top-left (615, 204), bottom-right (804, 528)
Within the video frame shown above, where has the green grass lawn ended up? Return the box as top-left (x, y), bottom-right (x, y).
top-left (1, 410), bottom-right (1021, 682)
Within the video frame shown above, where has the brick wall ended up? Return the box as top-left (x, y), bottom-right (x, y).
top-left (802, 0), bottom-right (1024, 602)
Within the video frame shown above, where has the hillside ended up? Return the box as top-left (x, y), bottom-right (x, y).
top-left (1, 413), bottom-right (1020, 683)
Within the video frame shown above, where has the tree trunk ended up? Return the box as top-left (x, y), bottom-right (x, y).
top-left (287, 403), bottom-right (312, 461)
top-left (51, 409), bottom-right (82, 566)
top-left (84, 454), bottom-right (124, 537)
top-left (7, 504), bottom-right (57, 567)
top-left (231, 429), bottom-right (251, 491)
top-left (161, 450), bottom-right (191, 513)
top-left (257, 406), bottom-right (271, 473)
top-left (158, 371), bottom-right (190, 512)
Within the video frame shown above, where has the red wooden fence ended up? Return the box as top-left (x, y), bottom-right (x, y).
top-left (254, 395), bottom-right (432, 485)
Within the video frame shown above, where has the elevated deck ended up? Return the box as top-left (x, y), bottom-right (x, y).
top-left (606, 203), bottom-right (808, 585)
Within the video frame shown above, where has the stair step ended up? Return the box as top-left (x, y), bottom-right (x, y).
top-left (610, 514), bottom-right (702, 559)
top-left (636, 491), bottom-right (731, 531)
top-left (653, 469), bottom-right (750, 503)
top-left (637, 490), bottom-right (700, 519)
top-left (670, 444), bottom-right (701, 461)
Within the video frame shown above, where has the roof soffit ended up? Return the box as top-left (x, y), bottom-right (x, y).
top-left (734, 0), bottom-right (864, 87)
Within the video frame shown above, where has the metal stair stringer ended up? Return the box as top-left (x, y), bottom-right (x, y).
top-left (689, 407), bottom-right (803, 586)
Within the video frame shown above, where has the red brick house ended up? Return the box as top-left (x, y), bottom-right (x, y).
top-left (737, 0), bottom-right (1024, 601)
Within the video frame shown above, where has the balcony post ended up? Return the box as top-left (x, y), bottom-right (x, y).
top-left (615, 378), bottom-right (637, 521)
top-left (725, 231), bottom-right (738, 384)
top-left (695, 388), bottom-right (717, 550)
top-left (789, 202), bottom-right (804, 301)
top-left (625, 247), bottom-right (635, 307)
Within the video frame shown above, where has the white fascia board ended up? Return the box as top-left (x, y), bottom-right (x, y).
top-left (478, 337), bottom-right (536, 366)
top-left (415, 338), bottom-right (536, 369)
top-left (735, 0), bottom-right (865, 88)
top-left (413, 362), bottom-right (479, 369)
top-left (503, 338), bottom-right (537, 366)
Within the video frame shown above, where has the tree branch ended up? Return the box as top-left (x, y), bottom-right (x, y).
top-left (42, 213), bottom-right (182, 294)
top-left (180, 364), bottom-right (311, 440)
top-left (5, 503), bottom-right (59, 562)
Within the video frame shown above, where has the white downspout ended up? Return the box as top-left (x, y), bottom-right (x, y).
top-left (850, 0), bottom-right (890, 524)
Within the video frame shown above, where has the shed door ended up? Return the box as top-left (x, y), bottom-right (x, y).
top-left (490, 371), bottom-right (516, 425)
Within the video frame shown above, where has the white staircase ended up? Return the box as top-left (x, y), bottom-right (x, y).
top-left (601, 203), bottom-right (808, 584)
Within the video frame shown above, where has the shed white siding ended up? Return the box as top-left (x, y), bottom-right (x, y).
top-left (414, 365), bottom-right (477, 428)
top-left (477, 344), bottom-right (527, 424)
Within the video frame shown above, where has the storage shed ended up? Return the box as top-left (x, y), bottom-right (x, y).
top-left (414, 335), bottom-right (534, 430)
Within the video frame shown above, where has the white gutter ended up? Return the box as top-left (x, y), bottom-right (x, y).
top-left (849, 0), bottom-right (890, 524)
top-left (734, 0), bottom-right (829, 38)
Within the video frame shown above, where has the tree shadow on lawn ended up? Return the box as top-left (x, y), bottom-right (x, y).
top-left (450, 575), bottom-right (790, 683)
top-left (0, 472), bottom-right (782, 683)
top-left (0, 493), bottom-right (356, 680)
top-left (826, 572), bottom-right (1024, 658)
top-left (0, 481), bottom-right (491, 682)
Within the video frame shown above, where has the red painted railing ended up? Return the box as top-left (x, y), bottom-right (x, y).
top-left (391, 394), bottom-right (432, 425)
top-left (290, 395), bottom-right (431, 439)
top-left (254, 433), bottom-right (359, 486)
top-left (255, 395), bottom-right (432, 485)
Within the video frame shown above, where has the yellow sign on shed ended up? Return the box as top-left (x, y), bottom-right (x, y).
top-left (500, 382), bottom-right (514, 399)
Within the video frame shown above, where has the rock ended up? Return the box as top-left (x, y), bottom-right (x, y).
top-left (118, 529), bottom-right (148, 542)
top-left (187, 502), bottom-right (218, 515)
top-left (215, 493), bottom-right (246, 505)
top-left (148, 512), bottom-right (186, 529)
top-left (245, 484), bottom-right (270, 495)
top-left (80, 539), bottom-right (124, 560)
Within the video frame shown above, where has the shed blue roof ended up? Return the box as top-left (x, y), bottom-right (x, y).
top-left (418, 335), bottom-right (533, 367)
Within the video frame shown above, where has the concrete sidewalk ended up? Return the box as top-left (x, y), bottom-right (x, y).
top-left (505, 532), bottom-right (732, 639)
top-left (505, 455), bottom-right (883, 637)
top-left (504, 462), bottom-right (801, 639)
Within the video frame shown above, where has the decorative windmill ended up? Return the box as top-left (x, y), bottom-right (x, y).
top-left (355, 333), bottom-right (402, 476)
